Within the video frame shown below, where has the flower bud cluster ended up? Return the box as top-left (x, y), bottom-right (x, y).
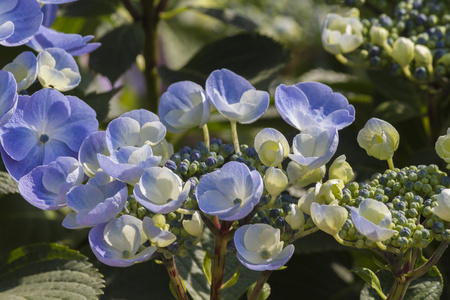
top-left (323, 0), bottom-right (450, 83)
top-left (336, 164), bottom-right (450, 250)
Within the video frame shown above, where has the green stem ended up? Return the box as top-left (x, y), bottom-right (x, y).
top-left (386, 277), bottom-right (410, 300)
top-left (230, 121), bottom-right (240, 154)
top-left (248, 271), bottom-right (272, 300)
top-left (202, 124), bottom-right (210, 150)
top-left (162, 255), bottom-right (189, 300)
top-left (387, 158), bottom-right (395, 170)
top-left (408, 241), bottom-right (450, 280)
top-left (141, 0), bottom-right (161, 113)
top-left (210, 231), bottom-right (231, 300)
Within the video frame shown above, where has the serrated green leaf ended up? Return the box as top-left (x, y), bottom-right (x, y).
top-left (0, 172), bottom-right (18, 195)
top-left (352, 267), bottom-right (386, 300)
top-left (0, 243), bottom-right (104, 299)
top-left (221, 268), bottom-right (240, 290)
top-left (89, 24), bottom-right (144, 84)
top-left (246, 282), bottom-right (270, 300)
top-left (202, 251), bottom-right (212, 286)
top-left (158, 33), bottom-right (290, 90)
top-left (192, 7), bottom-right (258, 31)
top-left (61, 0), bottom-right (121, 17)
top-left (83, 87), bottom-right (122, 124)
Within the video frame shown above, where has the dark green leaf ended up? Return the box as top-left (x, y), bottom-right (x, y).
top-left (0, 243), bottom-right (104, 299)
top-left (89, 24), bottom-right (144, 84)
top-left (158, 33), bottom-right (290, 90)
top-left (0, 172), bottom-right (18, 195)
top-left (61, 0), bottom-right (121, 17)
top-left (192, 7), bottom-right (258, 31)
top-left (360, 267), bottom-right (443, 300)
top-left (246, 282), bottom-right (270, 300)
top-left (84, 87), bottom-right (122, 124)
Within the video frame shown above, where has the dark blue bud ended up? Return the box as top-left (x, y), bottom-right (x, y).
top-left (424, 199), bottom-right (432, 206)
top-left (235, 156), bottom-right (246, 163)
top-left (414, 67), bottom-right (427, 80)
top-left (165, 160), bottom-right (177, 171)
top-left (170, 153), bottom-right (181, 164)
top-left (221, 144), bottom-right (235, 156)
top-left (205, 156), bottom-right (217, 167)
top-left (260, 216), bottom-right (271, 224)
top-left (435, 41), bottom-right (445, 49)
top-left (416, 13), bottom-right (427, 25)
top-left (433, 222), bottom-right (444, 233)
top-left (275, 217), bottom-right (286, 227)
top-left (177, 162), bottom-right (189, 173)
top-left (369, 46), bottom-right (381, 57)
top-left (281, 193), bottom-right (294, 203)
top-left (210, 138), bottom-right (222, 146)
top-left (245, 146), bottom-right (257, 158)
top-left (395, 201), bottom-right (407, 211)
top-left (379, 15), bottom-right (392, 28)
top-left (190, 150), bottom-right (202, 162)
top-left (413, 0), bottom-right (422, 9)
top-left (416, 37), bottom-right (428, 45)
top-left (269, 209), bottom-right (280, 218)
top-left (370, 56), bottom-right (381, 66)
top-left (179, 146), bottom-right (192, 155)
top-left (399, 227), bottom-right (412, 237)
top-left (167, 242), bottom-right (179, 252)
top-left (441, 176), bottom-right (450, 187)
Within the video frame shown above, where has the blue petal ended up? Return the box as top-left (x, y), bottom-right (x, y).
top-left (274, 84), bottom-right (310, 130)
top-left (41, 4), bottom-right (58, 27)
top-left (1, 143), bottom-right (45, 180)
top-left (206, 69), bottom-right (254, 105)
top-left (0, 70), bottom-right (18, 126)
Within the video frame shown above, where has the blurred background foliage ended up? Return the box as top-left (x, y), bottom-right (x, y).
top-left (1, 0), bottom-right (450, 299)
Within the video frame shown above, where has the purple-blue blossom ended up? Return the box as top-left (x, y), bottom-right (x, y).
top-left (158, 81), bottom-right (210, 133)
top-left (3, 51), bottom-right (37, 92)
top-left (97, 145), bottom-right (161, 185)
top-left (0, 70), bottom-right (18, 127)
top-left (234, 224), bottom-right (294, 271)
top-left (0, 0), bottom-right (43, 47)
top-left (63, 172), bottom-right (128, 229)
top-left (89, 215), bottom-right (156, 267)
top-left (205, 69), bottom-right (269, 124)
top-left (106, 109), bottom-right (166, 153)
top-left (275, 82), bottom-right (355, 131)
top-left (0, 88), bottom-right (98, 180)
top-left (133, 167), bottom-right (190, 214)
top-left (78, 131), bottom-right (109, 177)
top-left (18, 156), bottom-right (84, 210)
top-left (195, 161), bottom-right (263, 221)
top-left (27, 26), bottom-right (101, 56)
top-left (41, 4), bottom-right (58, 27)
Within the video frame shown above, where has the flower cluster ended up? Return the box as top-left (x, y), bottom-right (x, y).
top-left (322, 1), bottom-right (450, 83)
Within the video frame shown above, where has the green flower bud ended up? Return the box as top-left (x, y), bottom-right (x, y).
top-left (310, 202), bottom-right (348, 238)
top-left (329, 155), bottom-right (354, 184)
top-left (357, 118), bottom-right (399, 161)
top-left (264, 167), bottom-right (288, 198)
top-left (390, 37), bottom-right (415, 67)
top-left (182, 211), bottom-right (204, 237)
top-left (369, 26), bottom-right (390, 50)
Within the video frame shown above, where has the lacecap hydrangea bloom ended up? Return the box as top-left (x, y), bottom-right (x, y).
top-left (158, 81), bottom-right (210, 133)
top-left (196, 161), bottom-right (263, 221)
top-left (321, 8), bottom-right (364, 55)
top-left (234, 224), bottom-right (294, 271)
top-left (0, 0), bottom-right (43, 47)
top-left (205, 68), bottom-right (269, 124)
top-left (0, 88), bottom-right (98, 180)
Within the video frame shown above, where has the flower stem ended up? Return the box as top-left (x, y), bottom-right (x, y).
top-left (162, 255), bottom-right (189, 300)
top-left (230, 121), bottom-right (240, 154)
top-left (248, 270), bottom-right (272, 300)
top-left (210, 231), bottom-right (231, 300)
top-left (202, 124), bottom-right (210, 150)
top-left (387, 157), bottom-right (395, 170)
top-left (386, 277), bottom-right (410, 300)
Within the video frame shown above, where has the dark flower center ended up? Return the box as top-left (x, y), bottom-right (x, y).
top-left (39, 134), bottom-right (50, 144)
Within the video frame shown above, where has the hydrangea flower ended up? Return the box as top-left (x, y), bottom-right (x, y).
top-left (143, 216), bottom-right (177, 247)
top-left (105, 109), bottom-right (166, 153)
top-left (41, 4), bottom-right (57, 27)
top-left (27, 26), bottom-right (101, 56)
top-left (350, 199), bottom-right (396, 244)
top-left (0, 70), bottom-right (18, 127)
top-left (133, 167), bottom-right (190, 214)
top-left (254, 128), bottom-right (289, 167)
top-left (158, 81), bottom-right (210, 133)
top-left (321, 8), bottom-right (363, 55)
top-left (151, 138), bottom-right (174, 166)
top-left (264, 167), bottom-right (288, 198)
top-left (89, 215), bottom-right (156, 267)
top-left (285, 204), bottom-right (304, 230)
top-left (298, 183), bottom-right (322, 215)
top-left (432, 189), bottom-right (450, 222)
top-left (17, 156), bottom-right (84, 210)
top-left (390, 37), bottom-right (415, 68)
top-left (0, 0), bottom-right (43, 47)
top-left (357, 118), bottom-right (399, 161)
top-left (289, 126), bottom-right (339, 170)
top-left (0, 88), bottom-right (98, 180)
top-left (286, 162), bottom-right (325, 188)
top-left (97, 145), bottom-right (161, 185)
top-left (63, 172), bottom-right (128, 229)
top-left (37, 48), bottom-right (81, 91)
top-left (328, 155), bottom-right (354, 184)
top-left (275, 82), bottom-right (355, 131)
top-left (78, 131), bottom-right (109, 177)
top-left (310, 202), bottom-right (348, 240)
top-left (196, 161), bottom-right (263, 221)
top-left (3, 51), bottom-right (37, 92)
top-left (234, 224), bottom-right (294, 271)
top-left (205, 69), bottom-right (269, 124)
top-left (436, 128), bottom-right (450, 169)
